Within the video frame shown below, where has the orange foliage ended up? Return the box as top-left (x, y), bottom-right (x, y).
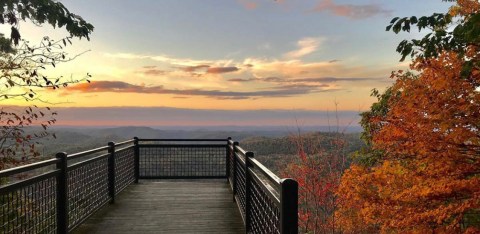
top-left (337, 50), bottom-right (480, 233)
top-left (282, 133), bottom-right (348, 233)
top-left (337, 1), bottom-right (480, 231)
top-left (449, 0), bottom-right (480, 16)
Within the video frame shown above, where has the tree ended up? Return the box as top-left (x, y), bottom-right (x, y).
top-left (281, 125), bottom-right (350, 233)
top-left (0, 0), bottom-right (93, 168)
top-left (337, 1), bottom-right (480, 233)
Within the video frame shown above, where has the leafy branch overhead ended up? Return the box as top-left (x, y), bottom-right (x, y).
top-left (0, 0), bottom-right (94, 166)
top-left (1, 0), bottom-right (94, 48)
top-left (387, 1), bottom-right (480, 75)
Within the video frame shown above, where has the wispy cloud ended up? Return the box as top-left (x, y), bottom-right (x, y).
top-left (241, 56), bottom-right (391, 80)
top-left (105, 50), bottom-right (382, 81)
top-left (284, 37), bottom-right (323, 59)
top-left (142, 68), bottom-right (167, 76)
top-left (312, 0), bottom-right (391, 19)
top-left (66, 80), bottom-right (332, 100)
top-left (229, 78), bottom-right (251, 82)
top-left (229, 77), bottom-right (285, 83)
top-left (270, 83), bottom-right (331, 90)
top-left (294, 77), bottom-right (380, 83)
top-left (175, 65), bottom-right (240, 76)
top-left (230, 76), bottom-right (379, 84)
top-left (206, 67), bottom-right (239, 74)
top-left (179, 65), bottom-right (210, 73)
top-left (104, 49), bottom-right (391, 93)
top-left (238, 0), bottom-right (258, 10)
top-left (229, 76), bottom-right (383, 91)
top-left (104, 53), bottom-right (232, 67)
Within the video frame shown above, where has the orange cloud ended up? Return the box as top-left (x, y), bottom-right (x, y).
top-left (206, 67), bottom-right (239, 74)
top-left (230, 76), bottom-right (380, 84)
top-left (312, 0), bottom-right (391, 19)
top-left (66, 80), bottom-right (330, 100)
top-left (179, 65), bottom-right (210, 72)
top-left (238, 0), bottom-right (258, 10)
top-left (142, 68), bottom-right (167, 76)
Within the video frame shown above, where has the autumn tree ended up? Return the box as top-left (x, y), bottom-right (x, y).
top-left (281, 121), bottom-right (351, 233)
top-left (0, 1), bottom-right (93, 167)
top-left (337, 0), bottom-right (480, 233)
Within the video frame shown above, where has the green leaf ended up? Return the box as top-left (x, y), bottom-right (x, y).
top-left (390, 17), bottom-right (399, 24)
top-left (410, 16), bottom-right (418, 24)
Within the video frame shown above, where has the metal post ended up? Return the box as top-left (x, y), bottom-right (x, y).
top-left (133, 137), bottom-right (140, 183)
top-left (226, 137), bottom-right (232, 183)
top-left (232, 141), bottom-right (239, 202)
top-left (280, 178), bottom-right (299, 234)
top-left (56, 152), bottom-right (68, 234)
top-left (245, 151), bottom-right (254, 233)
top-left (108, 142), bottom-right (116, 203)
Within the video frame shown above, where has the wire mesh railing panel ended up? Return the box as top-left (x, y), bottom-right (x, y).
top-left (235, 159), bottom-right (246, 219)
top-left (250, 176), bottom-right (281, 234)
top-left (229, 146), bottom-right (234, 184)
top-left (0, 138), bottom-right (297, 233)
top-left (0, 175), bottom-right (57, 234)
top-left (67, 157), bottom-right (110, 229)
top-left (114, 147), bottom-right (135, 194)
top-left (139, 145), bottom-right (226, 178)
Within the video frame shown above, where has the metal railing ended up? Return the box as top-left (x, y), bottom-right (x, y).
top-left (136, 138), bottom-right (227, 179)
top-left (0, 140), bottom-right (135, 233)
top-left (228, 138), bottom-right (298, 234)
top-left (0, 137), bottom-right (298, 234)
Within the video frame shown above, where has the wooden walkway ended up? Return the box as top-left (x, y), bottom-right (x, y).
top-left (73, 180), bottom-right (245, 234)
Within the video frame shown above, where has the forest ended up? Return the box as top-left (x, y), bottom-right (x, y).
top-left (280, 1), bottom-right (480, 233)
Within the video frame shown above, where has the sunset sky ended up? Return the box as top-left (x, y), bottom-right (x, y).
top-left (2, 0), bottom-right (452, 126)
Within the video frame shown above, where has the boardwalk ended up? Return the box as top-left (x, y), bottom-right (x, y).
top-left (73, 180), bottom-right (245, 234)
top-left (0, 139), bottom-right (297, 233)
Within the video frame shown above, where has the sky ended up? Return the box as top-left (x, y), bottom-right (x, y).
top-left (1, 0), bottom-right (452, 127)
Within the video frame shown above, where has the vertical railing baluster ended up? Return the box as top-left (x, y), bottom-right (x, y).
top-left (280, 178), bottom-right (299, 234)
top-left (232, 141), bottom-right (239, 202)
top-left (133, 137), bottom-right (139, 183)
top-left (56, 152), bottom-right (68, 233)
top-left (226, 137), bottom-right (231, 183)
top-left (108, 142), bottom-right (116, 203)
top-left (245, 151), bottom-right (254, 233)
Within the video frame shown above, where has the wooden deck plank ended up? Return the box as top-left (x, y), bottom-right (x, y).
top-left (73, 180), bottom-right (245, 234)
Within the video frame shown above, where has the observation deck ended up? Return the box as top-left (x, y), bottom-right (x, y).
top-left (0, 138), bottom-right (298, 234)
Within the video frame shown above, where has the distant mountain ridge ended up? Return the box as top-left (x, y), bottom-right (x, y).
top-left (36, 126), bottom-right (364, 173)
top-left (38, 126), bottom-right (298, 157)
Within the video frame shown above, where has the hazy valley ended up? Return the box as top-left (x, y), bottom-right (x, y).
top-left (34, 126), bottom-right (364, 173)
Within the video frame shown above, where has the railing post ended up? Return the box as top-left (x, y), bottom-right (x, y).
top-left (245, 151), bottom-right (254, 233)
top-left (56, 152), bottom-right (68, 234)
top-left (108, 142), bottom-right (116, 203)
top-left (226, 137), bottom-right (231, 183)
top-left (280, 178), bottom-right (299, 234)
top-left (133, 137), bottom-right (139, 183)
top-left (232, 141), bottom-right (239, 202)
